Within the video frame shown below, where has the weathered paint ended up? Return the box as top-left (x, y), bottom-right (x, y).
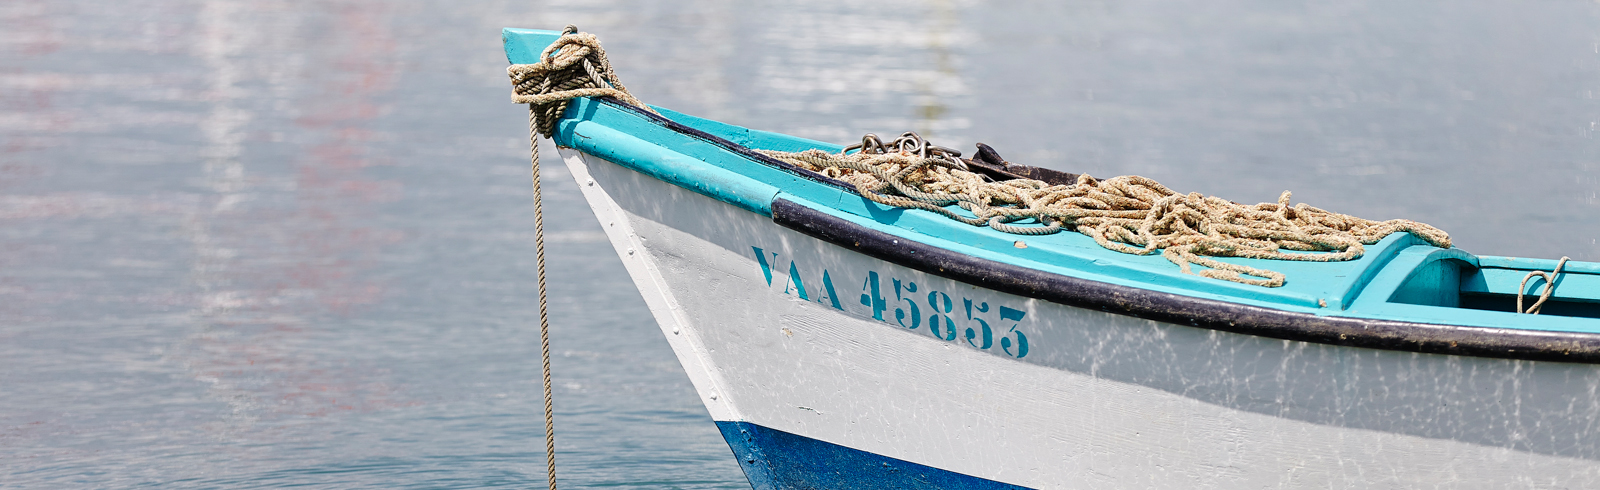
top-left (502, 28), bottom-right (564, 66)
top-left (717, 421), bottom-right (1029, 490)
top-left (515, 84), bottom-right (1600, 334)
top-left (502, 27), bottom-right (1600, 336)
top-left (561, 148), bottom-right (1600, 488)
top-left (770, 196), bottom-right (1600, 361)
top-left (507, 24), bottom-right (1600, 489)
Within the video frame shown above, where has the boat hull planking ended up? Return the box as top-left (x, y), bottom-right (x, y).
top-left (559, 147), bottom-right (1600, 489)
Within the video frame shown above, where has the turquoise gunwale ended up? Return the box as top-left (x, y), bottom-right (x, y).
top-left (504, 28), bottom-right (1600, 337)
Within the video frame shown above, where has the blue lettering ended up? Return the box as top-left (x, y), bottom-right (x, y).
top-left (860, 271), bottom-right (887, 321)
top-left (785, 261), bottom-right (810, 300)
top-left (819, 270), bottom-right (843, 310)
top-left (751, 246), bottom-right (778, 286)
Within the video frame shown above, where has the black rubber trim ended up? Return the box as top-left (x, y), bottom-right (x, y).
top-left (771, 197), bottom-right (1600, 364)
top-left (594, 97), bottom-right (858, 193)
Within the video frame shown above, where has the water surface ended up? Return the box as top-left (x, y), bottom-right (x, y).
top-left (2, 0), bottom-right (1598, 487)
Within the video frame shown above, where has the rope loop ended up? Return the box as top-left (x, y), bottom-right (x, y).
top-left (508, 24), bottom-right (658, 490)
top-left (1518, 256), bottom-right (1570, 314)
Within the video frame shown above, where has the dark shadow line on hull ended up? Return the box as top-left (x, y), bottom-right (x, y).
top-left (771, 197), bottom-right (1600, 364)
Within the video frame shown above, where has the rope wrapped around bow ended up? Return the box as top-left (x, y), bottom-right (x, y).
top-left (507, 24), bottom-right (657, 490)
top-left (508, 25), bottom-right (655, 137)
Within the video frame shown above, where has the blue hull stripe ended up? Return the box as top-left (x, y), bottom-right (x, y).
top-left (716, 421), bottom-right (1033, 490)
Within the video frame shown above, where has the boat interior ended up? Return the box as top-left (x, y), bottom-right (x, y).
top-left (1389, 251), bottom-right (1600, 319)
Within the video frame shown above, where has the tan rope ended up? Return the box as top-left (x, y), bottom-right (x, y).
top-left (760, 148), bottom-right (1452, 288)
top-left (526, 103), bottom-right (559, 490)
top-left (506, 27), bottom-right (1450, 290)
top-left (508, 26), bottom-right (656, 138)
top-left (1517, 256), bottom-right (1570, 314)
top-left (508, 24), bottom-right (655, 490)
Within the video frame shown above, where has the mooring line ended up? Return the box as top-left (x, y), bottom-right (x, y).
top-left (511, 24), bottom-right (657, 490)
top-left (527, 103), bottom-right (559, 490)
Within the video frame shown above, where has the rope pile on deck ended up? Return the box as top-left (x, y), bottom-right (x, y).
top-left (760, 146), bottom-right (1452, 288)
top-left (509, 26), bottom-right (1453, 289)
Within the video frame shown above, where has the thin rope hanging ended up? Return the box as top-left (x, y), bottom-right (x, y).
top-left (506, 24), bottom-right (655, 490)
top-left (509, 26), bottom-right (656, 136)
top-left (507, 26), bottom-right (1454, 292)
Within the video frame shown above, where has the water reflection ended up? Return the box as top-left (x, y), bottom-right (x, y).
top-left (1, 0), bottom-right (1598, 487)
top-left (176, 0), bottom-right (407, 437)
top-left (750, 0), bottom-right (976, 141)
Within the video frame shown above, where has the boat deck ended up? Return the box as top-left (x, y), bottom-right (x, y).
top-left (504, 28), bottom-right (1600, 338)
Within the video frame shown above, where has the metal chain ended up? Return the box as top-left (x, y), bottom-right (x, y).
top-left (843, 131), bottom-right (969, 171)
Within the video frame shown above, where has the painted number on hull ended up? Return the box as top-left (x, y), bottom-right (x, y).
top-left (753, 246), bottom-right (1029, 359)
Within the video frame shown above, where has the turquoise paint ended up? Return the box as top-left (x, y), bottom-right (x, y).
top-left (1347, 247), bottom-right (1600, 332)
top-left (557, 110), bottom-right (781, 215)
top-left (785, 261), bottom-right (810, 300)
top-left (1466, 268), bottom-right (1600, 302)
top-left (891, 277), bottom-right (921, 330)
top-left (1480, 255), bottom-right (1600, 275)
top-left (555, 87), bottom-right (1409, 311)
top-left (503, 28), bottom-right (564, 64)
top-left (928, 291), bottom-right (958, 341)
top-left (1460, 254), bottom-right (1600, 304)
top-left (962, 298), bottom-right (993, 349)
top-left (1336, 234), bottom-right (1427, 309)
top-left (504, 29), bottom-right (1347, 307)
top-left (814, 190), bottom-right (1425, 311)
top-left (750, 249), bottom-right (1031, 358)
top-left (1002, 325), bottom-right (1029, 357)
top-left (501, 28), bottom-right (1600, 333)
top-left (819, 270), bottom-right (843, 310)
top-left (1378, 246), bottom-right (1599, 316)
top-left (752, 247), bottom-right (777, 286)
top-left (859, 271), bottom-right (887, 321)
top-left (584, 98), bottom-right (850, 203)
top-left (999, 305), bottom-right (1030, 358)
top-left (1388, 249), bottom-right (1476, 307)
top-left (777, 191), bottom-right (1320, 311)
top-left (778, 191), bottom-right (1600, 332)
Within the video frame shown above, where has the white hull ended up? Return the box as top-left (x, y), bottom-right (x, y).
top-left (560, 147), bottom-right (1600, 489)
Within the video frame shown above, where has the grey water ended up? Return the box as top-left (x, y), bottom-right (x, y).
top-left (2, 0), bottom-right (1598, 487)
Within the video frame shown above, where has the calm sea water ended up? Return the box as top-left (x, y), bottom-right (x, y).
top-left (3, 0), bottom-right (1598, 487)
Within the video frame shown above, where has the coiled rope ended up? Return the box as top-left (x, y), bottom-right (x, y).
top-left (511, 26), bottom-right (1451, 295)
top-left (759, 148), bottom-right (1452, 287)
top-left (509, 26), bottom-right (656, 135)
top-left (506, 24), bottom-right (655, 490)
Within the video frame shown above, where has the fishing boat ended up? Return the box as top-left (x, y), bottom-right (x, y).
top-left (503, 28), bottom-right (1600, 489)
